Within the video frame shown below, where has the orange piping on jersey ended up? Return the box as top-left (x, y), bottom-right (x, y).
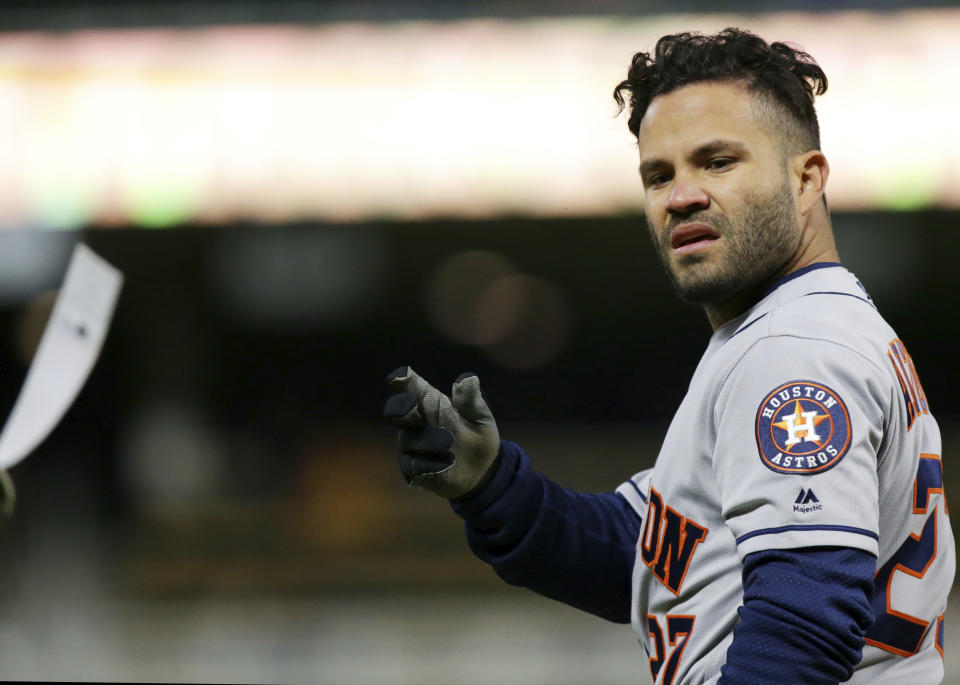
top-left (887, 338), bottom-right (931, 431)
top-left (888, 349), bottom-right (915, 430)
top-left (645, 496), bottom-right (708, 597)
top-left (914, 454), bottom-right (944, 516)
top-left (935, 614), bottom-right (945, 659)
top-left (647, 613), bottom-right (665, 678)
top-left (864, 512), bottom-right (937, 657)
top-left (641, 488), bottom-right (665, 567)
top-left (664, 614), bottom-right (696, 685)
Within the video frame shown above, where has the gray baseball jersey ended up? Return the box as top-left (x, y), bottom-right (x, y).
top-left (615, 263), bottom-right (954, 684)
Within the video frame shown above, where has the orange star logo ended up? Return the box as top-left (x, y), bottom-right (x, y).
top-left (772, 400), bottom-right (830, 452)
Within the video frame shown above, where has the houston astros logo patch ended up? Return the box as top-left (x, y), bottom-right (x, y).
top-left (755, 380), bottom-right (851, 474)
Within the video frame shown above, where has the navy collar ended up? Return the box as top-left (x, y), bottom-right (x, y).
top-left (759, 261), bottom-right (844, 300)
top-left (720, 261), bottom-right (849, 340)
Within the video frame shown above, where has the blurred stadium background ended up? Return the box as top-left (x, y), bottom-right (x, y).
top-left (0, 1), bottom-right (957, 682)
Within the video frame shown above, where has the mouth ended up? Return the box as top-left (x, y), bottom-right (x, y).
top-left (669, 222), bottom-right (720, 255)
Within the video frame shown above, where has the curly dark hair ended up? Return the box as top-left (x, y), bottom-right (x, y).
top-left (613, 28), bottom-right (828, 155)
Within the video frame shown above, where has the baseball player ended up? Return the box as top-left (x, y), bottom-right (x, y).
top-left (384, 28), bottom-right (954, 684)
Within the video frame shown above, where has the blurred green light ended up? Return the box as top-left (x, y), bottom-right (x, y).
top-left (126, 183), bottom-right (199, 229)
top-left (871, 165), bottom-right (939, 212)
top-left (876, 188), bottom-right (938, 212)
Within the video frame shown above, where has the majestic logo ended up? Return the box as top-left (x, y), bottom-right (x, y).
top-left (794, 488), bottom-right (823, 513)
top-left (755, 380), bottom-right (851, 475)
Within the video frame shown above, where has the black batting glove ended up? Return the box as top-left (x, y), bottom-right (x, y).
top-left (384, 366), bottom-right (500, 499)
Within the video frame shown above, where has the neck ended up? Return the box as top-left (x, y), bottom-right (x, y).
top-left (704, 218), bottom-right (840, 330)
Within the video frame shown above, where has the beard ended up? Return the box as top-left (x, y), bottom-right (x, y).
top-left (648, 179), bottom-right (800, 306)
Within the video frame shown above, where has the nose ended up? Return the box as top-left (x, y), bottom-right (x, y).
top-left (666, 177), bottom-right (709, 217)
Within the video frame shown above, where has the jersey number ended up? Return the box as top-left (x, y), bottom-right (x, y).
top-left (647, 614), bottom-right (695, 684)
top-left (864, 453), bottom-right (943, 656)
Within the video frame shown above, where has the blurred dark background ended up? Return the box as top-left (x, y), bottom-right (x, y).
top-left (4, 0), bottom-right (960, 28)
top-left (0, 2), bottom-right (957, 683)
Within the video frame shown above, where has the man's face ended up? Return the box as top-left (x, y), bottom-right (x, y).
top-left (637, 81), bottom-right (801, 307)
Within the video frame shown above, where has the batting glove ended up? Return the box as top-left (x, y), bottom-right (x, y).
top-left (384, 366), bottom-right (500, 499)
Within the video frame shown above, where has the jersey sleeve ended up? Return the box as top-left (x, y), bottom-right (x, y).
top-left (615, 468), bottom-right (653, 517)
top-left (713, 336), bottom-right (889, 559)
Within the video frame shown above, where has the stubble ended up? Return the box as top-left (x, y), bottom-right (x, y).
top-left (648, 179), bottom-right (800, 307)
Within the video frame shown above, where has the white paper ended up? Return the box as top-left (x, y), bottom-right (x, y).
top-left (0, 244), bottom-right (123, 470)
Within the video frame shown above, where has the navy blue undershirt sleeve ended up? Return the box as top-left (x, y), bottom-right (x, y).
top-left (450, 440), bottom-right (641, 624)
top-left (718, 546), bottom-right (876, 684)
top-left (449, 439), bottom-right (875, 680)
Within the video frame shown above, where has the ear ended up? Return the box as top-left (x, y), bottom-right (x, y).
top-left (794, 150), bottom-right (829, 216)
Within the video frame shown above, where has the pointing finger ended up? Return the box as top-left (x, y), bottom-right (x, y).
top-left (386, 366), bottom-right (447, 424)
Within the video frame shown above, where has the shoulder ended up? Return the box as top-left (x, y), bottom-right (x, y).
top-left (725, 285), bottom-right (898, 380)
top-left (711, 296), bottom-right (901, 439)
top-left (715, 335), bottom-right (892, 421)
top-left (719, 284), bottom-right (898, 388)
top-left (709, 331), bottom-right (895, 480)
top-left (772, 287), bottom-right (891, 347)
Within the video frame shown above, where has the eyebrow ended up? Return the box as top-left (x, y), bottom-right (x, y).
top-left (638, 139), bottom-right (751, 177)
